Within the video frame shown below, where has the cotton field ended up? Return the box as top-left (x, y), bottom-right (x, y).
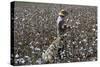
top-left (11, 2), bottom-right (97, 65)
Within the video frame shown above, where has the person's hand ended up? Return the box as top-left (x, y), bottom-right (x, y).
top-left (66, 25), bottom-right (71, 29)
top-left (62, 24), bottom-right (67, 29)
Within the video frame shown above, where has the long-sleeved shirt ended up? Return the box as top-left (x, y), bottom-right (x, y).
top-left (56, 16), bottom-right (64, 25)
top-left (56, 16), bottom-right (65, 36)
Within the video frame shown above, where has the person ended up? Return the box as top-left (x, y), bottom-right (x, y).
top-left (56, 9), bottom-right (68, 37)
top-left (56, 9), bottom-right (68, 60)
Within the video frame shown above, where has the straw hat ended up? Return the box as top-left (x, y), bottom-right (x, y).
top-left (59, 9), bottom-right (68, 16)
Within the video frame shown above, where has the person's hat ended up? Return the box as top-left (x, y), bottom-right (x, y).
top-left (59, 9), bottom-right (68, 16)
top-left (59, 12), bottom-right (65, 16)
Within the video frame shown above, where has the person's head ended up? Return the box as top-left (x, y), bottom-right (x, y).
top-left (59, 9), bottom-right (68, 17)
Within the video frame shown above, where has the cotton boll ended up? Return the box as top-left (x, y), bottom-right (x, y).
top-left (36, 33), bottom-right (40, 36)
top-left (76, 21), bottom-right (80, 25)
top-left (15, 54), bottom-right (19, 58)
top-left (35, 47), bottom-right (40, 51)
top-left (24, 56), bottom-right (29, 58)
top-left (79, 41), bottom-right (82, 44)
top-left (18, 42), bottom-right (22, 45)
top-left (92, 28), bottom-right (96, 31)
top-left (15, 16), bottom-right (18, 20)
top-left (19, 58), bottom-right (25, 64)
top-left (22, 18), bottom-right (25, 21)
top-left (67, 61), bottom-right (71, 63)
top-left (35, 42), bottom-right (39, 45)
top-left (83, 39), bottom-right (87, 42)
top-left (30, 45), bottom-right (34, 49)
